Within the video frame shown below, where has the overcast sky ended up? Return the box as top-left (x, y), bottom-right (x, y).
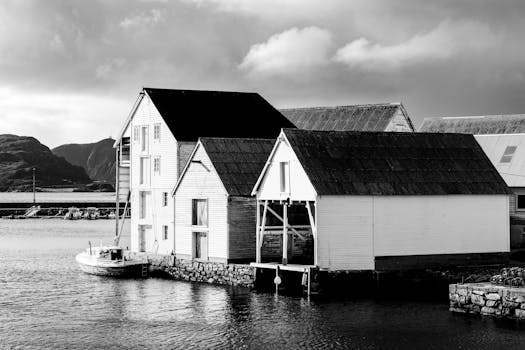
top-left (2, 0), bottom-right (525, 148)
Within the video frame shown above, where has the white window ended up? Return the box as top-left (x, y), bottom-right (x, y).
top-left (280, 161), bottom-right (289, 193)
top-left (517, 194), bottom-right (525, 211)
top-left (193, 232), bottom-right (208, 260)
top-left (192, 199), bottom-right (208, 226)
top-left (140, 157), bottom-right (149, 185)
top-left (141, 126), bottom-right (148, 152)
top-left (139, 191), bottom-right (149, 219)
top-left (153, 157), bottom-right (161, 174)
top-left (133, 126), bottom-right (139, 142)
top-left (163, 225), bottom-right (168, 240)
top-left (154, 123), bottom-right (161, 142)
top-left (500, 146), bottom-right (517, 163)
top-left (162, 192), bottom-right (168, 207)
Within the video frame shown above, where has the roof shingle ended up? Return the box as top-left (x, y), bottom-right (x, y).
top-left (419, 114), bottom-right (525, 134)
top-left (283, 129), bottom-right (510, 196)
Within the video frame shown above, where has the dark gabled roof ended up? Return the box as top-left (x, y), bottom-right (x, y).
top-left (419, 114), bottom-right (525, 134)
top-left (283, 129), bottom-right (510, 196)
top-left (200, 138), bottom-right (275, 196)
top-left (144, 88), bottom-right (295, 141)
top-left (280, 103), bottom-right (414, 132)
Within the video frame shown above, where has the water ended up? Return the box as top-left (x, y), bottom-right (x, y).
top-left (1, 220), bottom-right (525, 349)
top-left (0, 192), bottom-right (115, 203)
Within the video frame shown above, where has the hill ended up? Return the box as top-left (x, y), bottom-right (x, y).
top-left (52, 138), bottom-right (116, 185)
top-left (0, 134), bottom-right (91, 191)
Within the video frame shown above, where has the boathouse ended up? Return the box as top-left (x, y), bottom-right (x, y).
top-left (251, 129), bottom-right (511, 272)
top-left (172, 138), bottom-right (283, 263)
top-left (113, 88), bottom-right (295, 255)
top-left (280, 103), bottom-right (415, 132)
top-left (419, 114), bottom-right (525, 247)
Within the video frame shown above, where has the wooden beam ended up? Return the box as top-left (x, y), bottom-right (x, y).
top-left (257, 200), bottom-right (268, 263)
top-left (282, 204), bottom-right (288, 265)
top-left (266, 206), bottom-right (307, 241)
top-left (256, 200), bottom-right (261, 263)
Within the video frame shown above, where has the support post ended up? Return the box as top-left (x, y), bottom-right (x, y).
top-left (282, 203), bottom-right (288, 265)
top-left (307, 267), bottom-right (311, 297)
top-left (256, 200), bottom-right (261, 263)
top-left (306, 201), bottom-right (317, 266)
top-left (115, 146), bottom-right (120, 237)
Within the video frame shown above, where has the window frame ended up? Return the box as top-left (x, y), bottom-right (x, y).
top-left (153, 123), bottom-right (161, 142)
top-left (153, 156), bottom-right (161, 175)
top-left (516, 194), bottom-right (525, 211)
top-left (192, 198), bottom-right (208, 227)
top-left (162, 225), bottom-right (168, 240)
top-left (162, 192), bottom-right (168, 207)
top-left (279, 161), bottom-right (289, 193)
top-left (141, 126), bottom-right (148, 152)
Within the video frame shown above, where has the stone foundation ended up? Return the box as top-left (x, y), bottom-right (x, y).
top-left (146, 255), bottom-right (255, 288)
top-left (449, 283), bottom-right (525, 319)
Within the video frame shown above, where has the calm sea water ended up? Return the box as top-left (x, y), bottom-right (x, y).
top-left (1, 219), bottom-right (525, 349)
top-left (0, 192), bottom-right (115, 203)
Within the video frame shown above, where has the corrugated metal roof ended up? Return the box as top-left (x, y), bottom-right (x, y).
top-left (419, 114), bottom-right (525, 134)
top-left (144, 88), bottom-right (295, 141)
top-left (200, 138), bottom-right (275, 196)
top-left (280, 103), bottom-right (413, 132)
top-left (475, 134), bottom-right (525, 187)
top-left (283, 129), bottom-right (510, 196)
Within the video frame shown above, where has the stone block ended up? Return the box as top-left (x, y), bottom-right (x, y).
top-left (457, 287), bottom-right (469, 296)
top-left (515, 309), bottom-right (525, 319)
top-left (458, 295), bottom-right (470, 305)
top-left (472, 289), bottom-right (485, 296)
top-left (502, 301), bottom-right (519, 309)
top-left (486, 293), bottom-right (501, 301)
top-left (471, 294), bottom-right (485, 306)
top-left (481, 306), bottom-right (497, 315)
top-left (486, 300), bottom-right (500, 308)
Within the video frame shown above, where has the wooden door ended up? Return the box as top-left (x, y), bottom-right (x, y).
top-left (194, 232), bottom-right (208, 260)
top-left (139, 226), bottom-right (146, 252)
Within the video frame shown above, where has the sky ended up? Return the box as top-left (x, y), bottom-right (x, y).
top-left (1, 0), bottom-right (525, 148)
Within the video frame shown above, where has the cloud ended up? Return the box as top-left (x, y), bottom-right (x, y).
top-left (120, 9), bottom-right (165, 29)
top-left (239, 27), bottom-right (332, 77)
top-left (334, 20), bottom-right (499, 71)
top-left (96, 58), bottom-right (127, 80)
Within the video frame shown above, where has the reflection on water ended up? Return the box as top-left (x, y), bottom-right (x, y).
top-left (1, 219), bottom-right (525, 349)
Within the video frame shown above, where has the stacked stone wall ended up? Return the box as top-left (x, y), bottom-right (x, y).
top-left (147, 255), bottom-right (255, 288)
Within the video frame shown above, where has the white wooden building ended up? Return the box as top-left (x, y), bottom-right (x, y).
top-left (420, 114), bottom-right (525, 247)
top-left (172, 138), bottom-right (275, 263)
top-left (252, 129), bottom-right (511, 271)
top-left (113, 88), bottom-right (295, 255)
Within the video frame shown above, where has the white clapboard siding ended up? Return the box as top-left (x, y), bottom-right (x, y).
top-left (257, 138), bottom-right (316, 201)
top-left (175, 145), bottom-right (229, 260)
top-left (372, 195), bottom-right (510, 256)
top-left (316, 196), bottom-right (374, 270)
top-left (129, 94), bottom-right (178, 254)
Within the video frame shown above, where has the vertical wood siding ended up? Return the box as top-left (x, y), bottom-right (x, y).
top-left (227, 196), bottom-right (256, 261)
top-left (129, 94), bottom-right (178, 254)
top-left (257, 138), bottom-right (316, 201)
top-left (373, 195), bottom-right (510, 256)
top-left (316, 196), bottom-right (375, 270)
top-left (175, 145), bottom-right (229, 260)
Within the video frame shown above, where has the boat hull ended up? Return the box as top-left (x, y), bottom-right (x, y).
top-left (75, 252), bottom-right (146, 278)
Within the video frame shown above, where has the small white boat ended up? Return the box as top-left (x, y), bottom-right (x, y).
top-left (83, 207), bottom-right (100, 220)
top-left (64, 207), bottom-right (82, 220)
top-left (75, 245), bottom-right (146, 277)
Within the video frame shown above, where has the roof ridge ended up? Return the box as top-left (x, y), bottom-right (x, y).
top-left (143, 87), bottom-right (258, 95)
top-left (432, 114), bottom-right (525, 120)
top-left (280, 102), bottom-right (401, 111)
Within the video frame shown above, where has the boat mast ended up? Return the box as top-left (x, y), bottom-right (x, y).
top-left (32, 167), bottom-right (36, 205)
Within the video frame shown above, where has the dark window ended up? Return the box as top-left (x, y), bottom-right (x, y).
top-left (280, 162), bottom-right (289, 193)
top-left (162, 192), bottom-right (168, 207)
top-left (192, 199), bottom-right (208, 226)
top-left (517, 195), bottom-right (525, 210)
top-left (163, 225), bottom-right (168, 240)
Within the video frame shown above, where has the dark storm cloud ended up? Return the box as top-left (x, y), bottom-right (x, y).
top-left (1, 0), bottom-right (525, 146)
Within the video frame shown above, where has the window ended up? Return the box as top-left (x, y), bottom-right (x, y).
top-left (153, 157), bottom-right (161, 174)
top-left (192, 199), bottom-right (208, 226)
top-left (163, 225), bottom-right (168, 240)
top-left (517, 195), bottom-right (525, 211)
top-left (133, 126), bottom-right (139, 142)
top-left (139, 191), bottom-right (149, 219)
top-left (500, 146), bottom-right (517, 163)
top-left (120, 137), bottom-right (130, 163)
top-left (140, 157), bottom-right (149, 185)
top-left (193, 232), bottom-right (208, 259)
top-left (141, 126), bottom-right (148, 152)
top-left (280, 162), bottom-right (289, 193)
top-left (154, 123), bottom-right (161, 141)
top-left (162, 192), bottom-right (168, 207)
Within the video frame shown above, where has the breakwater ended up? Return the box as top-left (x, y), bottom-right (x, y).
top-left (146, 255), bottom-right (256, 288)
